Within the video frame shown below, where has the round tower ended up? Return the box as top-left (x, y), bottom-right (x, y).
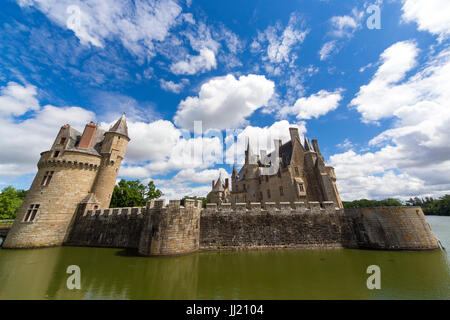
top-left (3, 124), bottom-right (102, 248)
top-left (90, 114), bottom-right (130, 208)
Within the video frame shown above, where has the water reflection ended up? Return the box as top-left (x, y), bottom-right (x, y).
top-left (0, 245), bottom-right (448, 299)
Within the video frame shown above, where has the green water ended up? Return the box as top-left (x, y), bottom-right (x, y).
top-left (0, 216), bottom-right (449, 300)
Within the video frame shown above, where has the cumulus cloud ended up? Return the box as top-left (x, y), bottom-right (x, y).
top-left (330, 42), bottom-right (450, 200)
top-left (0, 82), bottom-right (95, 177)
top-left (279, 89), bottom-right (343, 120)
top-left (350, 41), bottom-right (418, 122)
top-left (16, 0), bottom-right (182, 59)
top-left (173, 74), bottom-right (275, 130)
top-left (400, 0), bottom-right (450, 40)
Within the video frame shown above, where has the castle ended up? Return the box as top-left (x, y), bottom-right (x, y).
top-left (2, 118), bottom-right (441, 255)
top-left (3, 114), bottom-right (129, 248)
top-left (208, 128), bottom-right (343, 208)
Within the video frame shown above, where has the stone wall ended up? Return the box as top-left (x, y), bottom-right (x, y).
top-left (64, 206), bottom-right (145, 248)
top-left (344, 206), bottom-right (440, 250)
top-left (200, 201), bottom-right (345, 249)
top-left (138, 199), bottom-right (201, 256)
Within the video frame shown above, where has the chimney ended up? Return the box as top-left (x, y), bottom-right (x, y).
top-left (311, 139), bottom-right (321, 154)
top-left (225, 178), bottom-right (229, 189)
top-left (212, 180), bottom-right (215, 189)
top-left (289, 127), bottom-right (300, 142)
top-left (78, 122), bottom-right (98, 149)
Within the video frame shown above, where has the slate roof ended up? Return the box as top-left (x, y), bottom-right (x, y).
top-left (109, 113), bottom-right (129, 138)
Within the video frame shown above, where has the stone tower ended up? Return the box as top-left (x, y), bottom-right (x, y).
top-left (3, 114), bottom-right (129, 248)
top-left (91, 114), bottom-right (130, 208)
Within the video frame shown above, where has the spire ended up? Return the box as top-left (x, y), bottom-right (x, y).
top-left (109, 113), bottom-right (129, 138)
top-left (245, 137), bottom-right (255, 164)
top-left (232, 164), bottom-right (238, 178)
top-left (212, 173), bottom-right (225, 192)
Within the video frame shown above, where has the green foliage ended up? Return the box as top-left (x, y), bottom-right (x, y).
top-left (0, 186), bottom-right (28, 219)
top-left (110, 179), bottom-right (163, 208)
top-left (343, 198), bottom-right (403, 209)
top-left (406, 195), bottom-right (450, 216)
top-left (180, 196), bottom-right (208, 208)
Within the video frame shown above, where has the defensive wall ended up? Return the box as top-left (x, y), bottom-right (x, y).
top-left (57, 200), bottom-right (440, 256)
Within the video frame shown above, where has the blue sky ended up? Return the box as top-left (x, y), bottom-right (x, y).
top-left (0, 0), bottom-right (449, 200)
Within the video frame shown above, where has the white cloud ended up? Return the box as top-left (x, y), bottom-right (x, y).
top-left (279, 89), bottom-right (343, 120)
top-left (170, 48), bottom-right (217, 75)
top-left (329, 8), bottom-right (363, 38)
top-left (400, 0), bottom-right (450, 40)
top-left (0, 82), bottom-right (95, 177)
top-left (16, 0), bottom-right (182, 59)
top-left (252, 14), bottom-right (308, 66)
top-left (159, 79), bottom-right (189, 93)
top-left (330, 42), bottom-right (450, 200)
top-left (173, 74), bottom-right (275, 130)
top-left (0, 82), bottom-right (39, 116)
top-left (350, 41), bottom-right (419, 122)
top-left (319, 41), bottom-right (337, 61)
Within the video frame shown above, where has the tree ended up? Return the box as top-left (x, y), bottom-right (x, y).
top-left (110, 179), bottom-right (163, 208)
top-left (0, 186), bottom-right (28, 219)
top-left (180, 196), bottom-right (208, 208)
top-left (343, 198), bottom-right (403, 209)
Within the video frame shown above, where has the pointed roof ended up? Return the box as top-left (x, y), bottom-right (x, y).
top-left (109, 113), bottom-right (129, 138)
top-left (212, 173), bottom-right (225, 192)
top-left (232, 164), bottom-right (238, 177)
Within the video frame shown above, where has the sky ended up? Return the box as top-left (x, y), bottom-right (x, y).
top-left (0, 0), bottom-right (449, 201)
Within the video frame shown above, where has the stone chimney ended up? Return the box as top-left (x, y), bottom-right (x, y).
top-left (311, 139), bottom-right (321, 154)
top-left (289, 127), bottom-right (300, 142)
top-left (78, 122), bottom-right (97, 149)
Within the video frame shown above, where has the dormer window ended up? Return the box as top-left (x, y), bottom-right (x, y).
top-left (294, 167), bottom-right (299, 175)
top-left (53, 151), bottom-right (60, 157)
top-left (59, 137), bottom-right (66, 145)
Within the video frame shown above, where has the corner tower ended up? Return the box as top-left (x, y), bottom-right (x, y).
top-left (90, 114), bottom-right (130, 208)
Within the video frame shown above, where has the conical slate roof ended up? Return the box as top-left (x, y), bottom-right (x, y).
top-left (212, 173), bottom-right (225, 192)
top-left (109, 113), bottom-right (129, 138)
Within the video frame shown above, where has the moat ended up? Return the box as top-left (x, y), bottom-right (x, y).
top-left (0, 216), bottom-right (448, 300)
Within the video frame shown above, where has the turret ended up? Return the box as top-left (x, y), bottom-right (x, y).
top-left (91, 114), bottom-right (130, 208)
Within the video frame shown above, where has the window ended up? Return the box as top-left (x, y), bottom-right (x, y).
top-left (299, 183), bottom-right (304, 192)
top-left (53, 151), bottom-right (60, 157)
top-left (267, 189), bottom-right (271, 199)
top-left (24, 204), bottom-right (40, 222)
top-left (243, 195), bottom-right (246, 202)
top-left (236, 185), bottom-right (239, 192)
top-left (59, 137), bottom-right (66, 145)
top-left (265, 176), bottom-right (269, 182)
top-left (41, 171), bottom-right (54, 186)
top-left (280, 186), bottom-right (284, 196)
top-left (243, 184), bottom-right (247, 191)
top-left (294, 167), bottom-right (299, 175)
top-left (236, 196), bottom-right (239, 203)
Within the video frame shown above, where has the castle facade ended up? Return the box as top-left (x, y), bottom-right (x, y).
top-left (209, 128), bottom-right (343, 208)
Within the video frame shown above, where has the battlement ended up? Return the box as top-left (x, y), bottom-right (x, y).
top-left (203, 201), bottom-right (342, 215)
top-left (83, 206), bottom-right (146, 218)
top-left (147, 199), bottom-right (203, 211)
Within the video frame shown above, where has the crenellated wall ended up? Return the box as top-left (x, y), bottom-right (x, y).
top-left (200, 201), bottom-right (346, 249)
top-left (60, 200), bottom-right (440, 255)
top-left (64, 205), bottom-right (145, 248)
